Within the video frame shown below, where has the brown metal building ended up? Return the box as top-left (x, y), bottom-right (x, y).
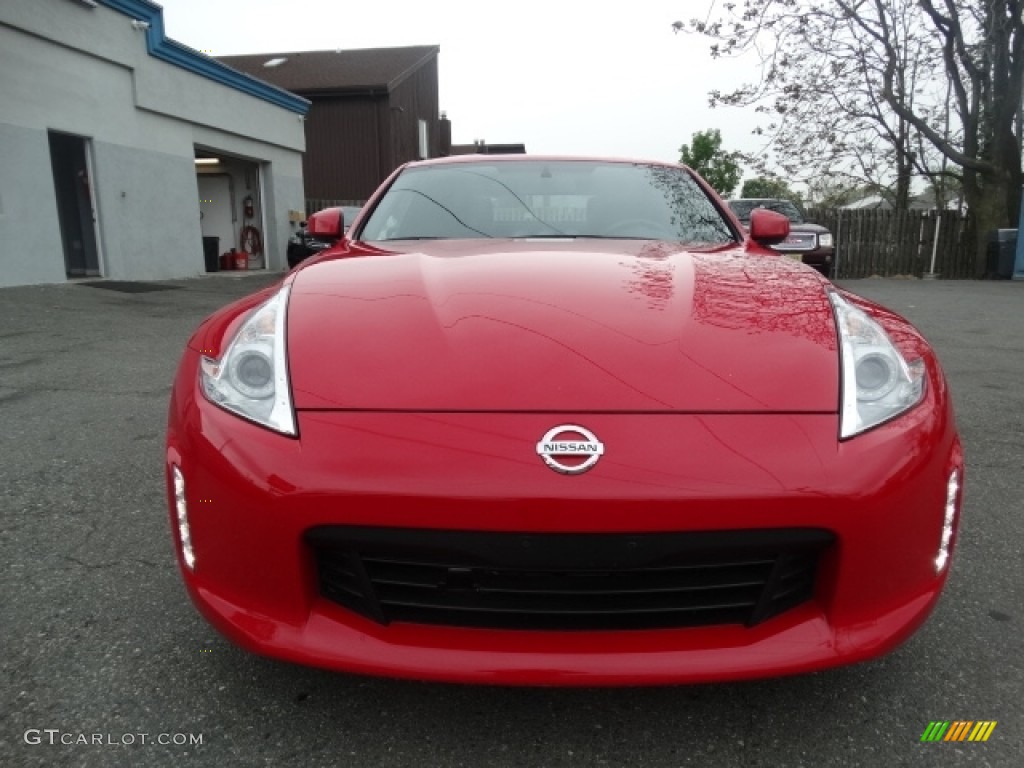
top-left (219, 46), bottom-right (441, 203)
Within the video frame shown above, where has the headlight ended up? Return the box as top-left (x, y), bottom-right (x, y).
top-left (818, 233), bottom-right (834, 248)
top-left (200, 286), bottom-right (297, 436)
top-left (830, 292), bottom-right (925, 439)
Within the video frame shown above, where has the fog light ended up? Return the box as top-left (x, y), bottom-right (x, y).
top-left (172, 465), bottom-right (195, 570)
top-left (934, 469), bottom-right (960, 573)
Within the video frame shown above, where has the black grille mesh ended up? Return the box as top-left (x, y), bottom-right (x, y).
top-left (307, 527), bottom-right (833, 631)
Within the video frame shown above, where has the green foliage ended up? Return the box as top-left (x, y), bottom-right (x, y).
top-left (679, 129), bottom-right (742, 198)
top-left (740, 177), bottom-right (800, 202)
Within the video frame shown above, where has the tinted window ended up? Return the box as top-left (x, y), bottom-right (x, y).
top-left (359, 161), bottom-right (735, 245)
top-left (340, 206), bottom-right (361, 232)
top-left (728, 200), bottom-right (804, 224)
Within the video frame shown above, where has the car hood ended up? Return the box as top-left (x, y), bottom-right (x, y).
top-left (287, 240), bottom-right (839, 412)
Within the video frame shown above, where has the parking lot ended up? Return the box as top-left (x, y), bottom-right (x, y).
top-left (1, 273), bottom-right (1021, 767)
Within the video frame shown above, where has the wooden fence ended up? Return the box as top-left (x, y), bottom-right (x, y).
top-left (804, 208), bottom-right (977, 279)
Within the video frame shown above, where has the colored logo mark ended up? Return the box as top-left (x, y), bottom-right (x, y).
top-left (921, 721), bottom-right (997, 742)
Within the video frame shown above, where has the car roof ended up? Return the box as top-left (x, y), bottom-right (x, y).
top-left (406, 154), bottom-right (693, 172)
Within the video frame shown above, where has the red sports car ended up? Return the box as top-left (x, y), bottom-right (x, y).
top-left (166, 156), bottom-right (963, 686)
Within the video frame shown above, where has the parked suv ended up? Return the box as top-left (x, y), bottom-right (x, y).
top-left (728, 199), bottom-right (834, 277)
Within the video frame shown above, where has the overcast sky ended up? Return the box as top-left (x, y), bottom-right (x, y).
top-left (156, 0), bottom-right (766, 166)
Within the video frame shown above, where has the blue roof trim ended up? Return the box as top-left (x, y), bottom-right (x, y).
top-left (97, 0), bottom-right (310, 115)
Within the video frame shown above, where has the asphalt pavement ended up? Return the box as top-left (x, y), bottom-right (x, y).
top-left (0, 272), bottom-right (1021, 767)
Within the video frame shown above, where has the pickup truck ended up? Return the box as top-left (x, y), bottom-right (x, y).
top-left (727, 199), bottom-right (834, 278)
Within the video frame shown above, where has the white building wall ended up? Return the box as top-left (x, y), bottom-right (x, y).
top-left (0, 122), bottom-right (68, 286)
top-left (0, 0), bottom-right (307, 287)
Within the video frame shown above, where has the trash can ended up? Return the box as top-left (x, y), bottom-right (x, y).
top-left (202, 236), bottom-right (220, 273)
top-left (987, 229), bottom-right (1017, 279)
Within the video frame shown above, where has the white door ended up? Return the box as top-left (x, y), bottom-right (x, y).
top-left (198, 175), bottom-right (235, 255)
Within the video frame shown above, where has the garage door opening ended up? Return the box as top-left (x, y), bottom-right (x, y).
top-left (194, 150), bottom-right (266, 271)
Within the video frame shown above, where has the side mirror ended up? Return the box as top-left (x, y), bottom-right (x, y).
top-left (306, 207), bottom-right (344, 239)
top-left (748, 208), bottom-right (790, 245)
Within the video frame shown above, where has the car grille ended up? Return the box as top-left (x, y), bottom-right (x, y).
top-left (306, 527), bottom-right (833, 631)
top-left (772, 232), bottom-right (818, 251)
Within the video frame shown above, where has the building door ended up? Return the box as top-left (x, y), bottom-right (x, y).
top-left (48, 132), bottom-right (100, 277)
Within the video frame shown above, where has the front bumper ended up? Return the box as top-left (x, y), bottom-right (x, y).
top-left (773, 246), bottom-right (834, 277)
top-left (166, 350), bottom-right (961, 685)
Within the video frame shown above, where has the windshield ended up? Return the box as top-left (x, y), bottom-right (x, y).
top-left (728, 199), bottom-right (804, 224)
top-left (358, 161), bottom-right (735, 245)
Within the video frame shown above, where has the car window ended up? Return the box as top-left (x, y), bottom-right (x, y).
top-left (359, 161), bottom-right (735, 245)
top-left (728, 200), bottom-right (757, 223)
top-left (767, 201), bottom-right (804, 223)
top-left (340, 206), bottom-right (362, 232)
top-left (729, 200), bottom-right (804, 225)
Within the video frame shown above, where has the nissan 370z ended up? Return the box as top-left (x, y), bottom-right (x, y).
top-left (165, 156), bottom-right (963, 685)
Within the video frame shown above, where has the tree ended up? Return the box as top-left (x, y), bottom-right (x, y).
top-left (854, 0), bottom-right (1022, 272)
top-left (679, 129), bottom-right (743, 197)
top-left (806, 179), bottom-right (874, 208)
top-left (683, 0), bottom-right (1024, 275)
top-left (685, 1), bottom-right (935, 209)
top-left (740, 176), bottom-right (801, 201)
top-left (924, 175), bottom-right (965, 211)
